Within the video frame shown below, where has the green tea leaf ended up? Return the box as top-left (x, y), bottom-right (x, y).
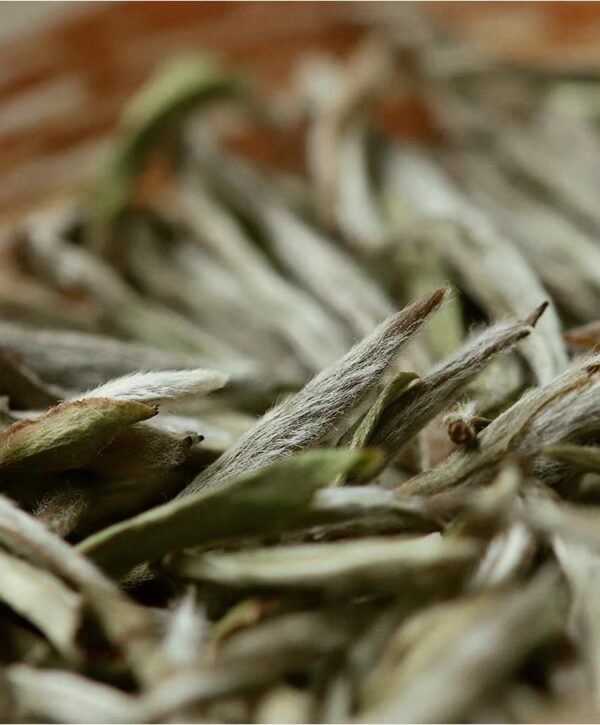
top-left (78, 448), bottom-right (381, 577)
top-left (0, 398), bottom-right (156, 473)
top-left (90, 54), bottom-right (242, 247)
top-left (342, 372), bottom-right (420, 450)
top-left (169, 533), bottom-right (480, 594)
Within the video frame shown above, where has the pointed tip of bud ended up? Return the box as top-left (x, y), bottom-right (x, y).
top-left (390, 287), bottom-right (449, 335)
top-left (526, 301), bottom-right (549, 328)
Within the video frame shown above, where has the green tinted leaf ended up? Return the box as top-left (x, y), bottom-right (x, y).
top-left (0, 398), bottom-right (156, 473)
top-left (169, 533), bottom-right (480, 594)
top-left (342, 372), bottom-right (420, 450)
top-left (78, 448), bottom-right (381, 577)
top-left (90, 53), bottom-right (242, 247)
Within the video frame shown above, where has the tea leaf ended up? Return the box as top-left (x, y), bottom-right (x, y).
top-left (0, 319), bottom-right (230, 390)
top-left (0, 496), bottom-right (167, 684)
top-left (76, 368), bottom-right (228, 404)
top-left (553, 538), bottom-right (600, 703)
top-left (446, 149), bottom-right (600, 320)
top-left (383, 144), bottom-right (568, 383)
top-left (142, 611), bottom-right (353, 717)
top-left (340, 372), bottom-right (420, 450)
top-left (0, 351), bottom-right (62, 409)
top-left (90, 54), bottom-right (241, 247)
top-left (169, 533), bottom-right (479, 594)
top-left (88, 423), bottom-right (195, 476)
top-left (544, 443), bottom-right (600, 473)
top-left (404, 355), bottom-right (600, 495)
top-left (78, 448), bottom-right (381, 577)
top-left (0, 548), bottom-right (82, 660)
top-left (564, 320), bottom-right (600, 351)
top-left (184, 289), bottom-right (446, 493)
top-left (359, 567), bottom-right (564, 723)
top-left (177, 172), bottom-right (351, 370)
top-left (6, 665), bottom-right (142, 724)
top-left (372, 318), bottom-right (533, 460)
top-left (0, 398), bottom-right (156, 473)
top-left (162, 589), bottom-right (207, 668)
top-left (185, 136), bottom-right (394, 336)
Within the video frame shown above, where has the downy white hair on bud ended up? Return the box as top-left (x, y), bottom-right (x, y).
top-left (372, 317), bottom-right (533, 457)
top-left (182, 288), bottom-right (447, 494)
top-left (74, 369), bottom-right (228, 405)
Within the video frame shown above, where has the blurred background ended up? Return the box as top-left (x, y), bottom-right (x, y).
top-left (2, 1), bottom-right (600, 222)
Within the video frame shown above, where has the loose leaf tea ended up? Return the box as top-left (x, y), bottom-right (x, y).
top-left (2, 6), bottom-right (600, 723)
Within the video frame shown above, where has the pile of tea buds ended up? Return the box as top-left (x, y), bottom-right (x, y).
top-left (1, 8), bottom-right (600, 723)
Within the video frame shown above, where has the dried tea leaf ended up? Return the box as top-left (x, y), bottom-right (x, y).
top-left (0, 548), bottom-right (82, 660)
top-left (544, 443), bottom-right (600, 473)
top-left (76, 368), bottom-right (228, 404)
top-left (35, 486), bottom-right (90, 538)
top-left (19, 225), bottom-right (242, 361)
top-left (0, 259), bottom-right (100, 331)
top-left (468, 520), bottom-right (536, 591)
top-left (0, 397), bottom-right (156, 473)
top-left (37, 469), bottom-right (190, 541)
top-left (176, 173), bottom-right (351, 370)
top-left (446, 149), bottom-right (600, 321)
top-left (0, 496), bottom-right (166, 685)
top-left (404, 355), bottom-right (600, 495)
top-left (256, 684), bottom-right (313, 725)
top-left (88, 423), bottom-right (195, 476)
top-left (553, 538), bottom-right (600, 705)
top-left (301, 39), bottom-right (392, 250)
top-left (142, 611), bottom-right (352, 717)
top-left (311, 484), bottom-right (431, 525)
top-left (359, 567), bottom-right (564, 723)
top-left (340, 372), bottom-right (420, 450)
top-left (210, 597), bottom-right (277, 650)
top-left (78, 448), bottom-right (381, 577)
top-left (372, 318), bottom-right (533, 460)
top-left (331, 371), bottom-right (419, 485)
top-left (496, 119), bottom-right (600, 234)
top-left (169, 533), bottom-right (479, 594)
top-left (186, 135), bottom-right (393, 336)
top-left (523, 492), bottom-right (600, 552)
top-left (91, 53), bottom-right (241, 246)
top-left (0, 320), bottom-right (231, 389)
top-left (0, 350), bottom-right (62, 409)
top-left (162, 589), bottom-right (207, 668)
top-left (184, 289), bottom-right (446, 493)
top-left (383, 144), bottom-right (567, 384)
top-left (6, 665), bottom-right (143, 724)
top-left (564, 320), bottom-right (600, 351)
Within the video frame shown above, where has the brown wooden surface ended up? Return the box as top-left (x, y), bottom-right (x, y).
top-left (1, 2), bottom-right (599, 221)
